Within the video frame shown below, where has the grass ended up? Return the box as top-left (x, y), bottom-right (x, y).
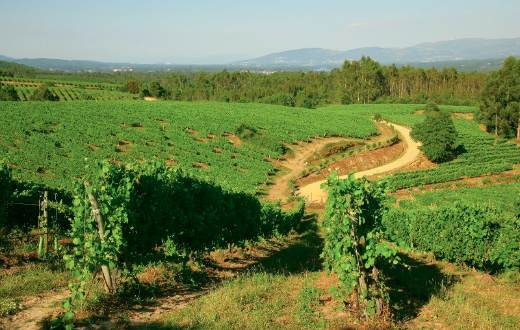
top-left (164, 272), bottom-right (307, 329)
top-left (155, 223), bottom-right (520, 330)
top-left (410, 270), bottom-right (520, 329)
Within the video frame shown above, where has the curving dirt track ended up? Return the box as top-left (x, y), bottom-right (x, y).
top-left (298, 123), bottom-right (421, 204)
top-left (267, 137), bottom-right (355, 202)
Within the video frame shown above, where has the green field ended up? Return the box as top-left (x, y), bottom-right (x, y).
top-left (0, 101), bottom-right (377, 194)
top-left (0, 77), bottom-right (136, 101)
top-left (1, 101), bottom-right (519, 194)
top-left (399, 182), bottom-right (520, 215)
top-left (324, 104), bottom-right (520, 189)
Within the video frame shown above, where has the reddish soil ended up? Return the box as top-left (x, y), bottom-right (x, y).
top-left (297, 141), bottom-right (405, 187)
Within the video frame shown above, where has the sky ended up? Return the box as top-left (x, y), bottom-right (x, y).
top-left (0, 0), bottom-right (519, 64)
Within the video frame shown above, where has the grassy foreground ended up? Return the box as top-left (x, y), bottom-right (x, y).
top-left (149, 215), bottom-right (519, 330)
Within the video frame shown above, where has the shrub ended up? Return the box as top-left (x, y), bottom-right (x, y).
top-left (64, 162), bottom-right (305, 323)
top-left (322, 174), bottom-right (398, 317)
top-left (259, 93), bottom-right (295, 107)
top-left (412, 106), bottom-right (458, 163)
top-left (29, 85), bottom-right (59, 101)
top-left (424, 102), bottom-right (440, 113)
top-left (0, 162), bottom-right (11, 228)
top-left (0, 85), bottom-right (20, 101)
top-left (383, 203), bottom-right (519, 271)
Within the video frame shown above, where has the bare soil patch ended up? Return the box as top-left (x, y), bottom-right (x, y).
top-left (87, 144), bottom-right (99, 151)
top-left (452, 112), bottom-right (474, 120)
top-left (185, 128), bottom-right (198, 136)
top-left (192, 162), bottom-right (209, 169)
top-left (223, 132), bottom-right (243, 147)
top-left (115, 140), bottom-right (133, 153)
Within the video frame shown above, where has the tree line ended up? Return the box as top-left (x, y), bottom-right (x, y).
top-left (123, 57), bottom-right (486, 107)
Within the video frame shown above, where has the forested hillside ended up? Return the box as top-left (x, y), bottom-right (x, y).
top-left (1, 57), bottom-right (486, 106)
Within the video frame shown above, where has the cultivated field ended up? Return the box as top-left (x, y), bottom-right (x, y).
top-left (1, 99), bottom-right (519, 329)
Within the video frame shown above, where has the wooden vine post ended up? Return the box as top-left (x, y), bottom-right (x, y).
top-left (38, 191), bottom-right (49, 258)
top-left (517, 118), bottom-right (520, 142)
top-left (84, 181), bottom-right (116, 293)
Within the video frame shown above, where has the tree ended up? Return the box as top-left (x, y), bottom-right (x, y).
top-left (339, 57), bottom-right (388, 104)
top-left (0, 85), bottom-right (20, 101)
top-left (479, 57), bottom-right (520, 138)
top-left (29, 84), bottom-right (59, 101)
top-left (412, 105), bottom-right (458, 163)
top-left (126, 80), bottom-right (140, 94)
top-left (149, 81), bottom-right (166, 98)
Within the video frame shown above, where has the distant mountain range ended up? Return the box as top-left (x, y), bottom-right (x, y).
top-left (235, 38), bottom-right (520, 70)
top-left (1, 37), bottom-right (519, 72)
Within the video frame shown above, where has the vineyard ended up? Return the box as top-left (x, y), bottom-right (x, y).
top-left (1, 100), bottom-right (519, 328)
top-left (0, 101), bottom-right (377, 195)
top-left (323, 104), bottom-right (520, 189)
top-left (398, 181), bottom-right (520, 215)
top-left (0, 77), bottom-right (136, 101)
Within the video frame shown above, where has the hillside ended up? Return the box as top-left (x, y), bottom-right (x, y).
top-left (235, 37), bottom-right (520, 70)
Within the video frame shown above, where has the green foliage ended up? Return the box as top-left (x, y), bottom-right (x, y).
top-left (149, 81), bottom-right (166, 98)
top-left (2, 56), bottom-right (486, 106)
top-left (321, 173), bottom-right (398, 317)
top-left (383, 204), bottom-right (520, 270)
top-left (63, 161), bottom-right (304, 324)
top-left (0, 162), bottom-right (11, 227)
top-left (398, 182), bottom-right (520, 216)
top-left (337, 57), bottom-right (388, 104)
top-left (479, 56), bottom-right (520, 138)
top-left (0, 101), bottom-right (377, 195)
top-left (29, 84), bottom-right (59, 101)
top-left (0, 77), bottom-right (136, 101)
top-left (424, 102), bottom-right (440, 113)
top-left (412, 107), bottom-right (458, 163)
top-left (259, 93), bottom-right (295, 107)
top-left (388, 119), bottom-right (520, 189)
top-left (0, 85), bottom-right (20, 101)
top-left (125, 80), bottom-right (140, 94)
top-left (0, 60), bottom-right (38, 77)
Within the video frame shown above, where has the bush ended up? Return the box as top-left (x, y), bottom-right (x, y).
top-left (383, 203), bottom-right (519, 271)
top-left (0, 85), bottom-right (20, 101)
top-left (29, 85), bottom-right (59, 101)
top-left (322, 174), bottom-right (398, 317)
top-left (412, 105), bottom-right (458, 163)
top-left (0, 162), bottom-right (11, 228)
top-left (69, 162), bottom-right (304, 263)
top-left (259, 93), bottom-right (295, 107)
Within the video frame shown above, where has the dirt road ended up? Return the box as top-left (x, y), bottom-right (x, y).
top-left (267, 137), bottom-right (356, 202)
top-left (298, 123), bottom-right (421, 204)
